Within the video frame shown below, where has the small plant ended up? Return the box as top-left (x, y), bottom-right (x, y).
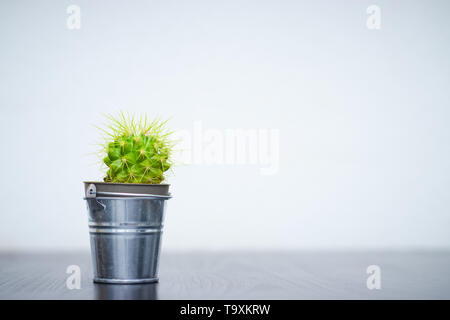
top-left (99, 112), bottom-right (174, 184)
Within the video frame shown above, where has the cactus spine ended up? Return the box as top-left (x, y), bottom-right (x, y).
top-left (100, 113), bottom-right (174, 184)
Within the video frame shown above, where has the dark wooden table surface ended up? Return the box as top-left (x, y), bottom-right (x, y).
top-left (0, 251), bottom-right (449, 299)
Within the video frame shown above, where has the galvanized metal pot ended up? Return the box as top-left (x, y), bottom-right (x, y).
top-left (83, 183), bottom-right (172, 284)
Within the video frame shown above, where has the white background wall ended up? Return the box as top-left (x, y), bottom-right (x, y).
top-left (1, 0), bottom-right (449, 251)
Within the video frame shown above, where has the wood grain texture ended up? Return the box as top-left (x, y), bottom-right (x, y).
top-left (0, 251), bottom-right (449, 299)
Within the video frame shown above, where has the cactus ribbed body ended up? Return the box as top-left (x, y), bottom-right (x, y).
top-left (101, 113), bottom-right (173, 184)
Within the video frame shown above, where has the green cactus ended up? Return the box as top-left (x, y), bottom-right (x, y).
top-left (100, 112), bottom-right (174, 184)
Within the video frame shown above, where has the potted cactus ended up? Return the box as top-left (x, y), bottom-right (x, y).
top-left (83, 112), bottom-right (175, 284)
top-left (84, 112), bottom-right (174, 196)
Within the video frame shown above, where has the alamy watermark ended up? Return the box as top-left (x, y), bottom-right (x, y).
top-left (173, 121), bottom-right (280, 175)
top-left (66, 265), bottom-right (81, 290)
top-left (366, 5), bottom-right (381, 30)
top-left (366, 265), bottom-right (381, 290)
top-left (67, 5), bottom-right (81, 30)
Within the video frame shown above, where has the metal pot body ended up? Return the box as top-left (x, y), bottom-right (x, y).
top-left (85, 196), bottom-right (168, 284)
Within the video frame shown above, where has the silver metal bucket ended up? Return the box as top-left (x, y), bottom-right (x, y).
top-left (84, 184), bottom-right (171, 284)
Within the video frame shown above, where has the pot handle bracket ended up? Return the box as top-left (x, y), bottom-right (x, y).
top-left (86, 184), bottom-right (97, 198)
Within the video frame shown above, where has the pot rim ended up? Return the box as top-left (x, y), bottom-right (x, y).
top-left (84, 181), bottom-right (170, 186)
